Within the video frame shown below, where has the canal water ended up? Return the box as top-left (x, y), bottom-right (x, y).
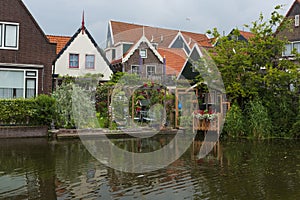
top-left (0, 135), bottom-right (299, 199)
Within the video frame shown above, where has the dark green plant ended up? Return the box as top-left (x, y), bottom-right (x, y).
top-left (223, 103), bottom-right (245, 138)
top-left (0, 96), bottom-right (56, 127)
top-left (34, 94), bottom-right (56, 126)
top-left (245, 99), bottom-right (272, 139)
top-left (290, 98), bottom-right (300, 138)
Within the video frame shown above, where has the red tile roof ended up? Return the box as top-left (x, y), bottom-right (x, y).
top-left (157, 48), bottom-right (187, 75)
top-left (110, 20), bottom-right (212, 48)
top-left (111, 21), bottom-right (177, 47)
top-left (239, 30), bottom-right (254, 40)
top-left (47, 35), bottom-right (71, 54)
top-left (181, 31), bottom-right (213, 48)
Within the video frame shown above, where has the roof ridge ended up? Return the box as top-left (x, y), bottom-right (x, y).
top-left (111, 20), bottom-right (188, 33)
top-left (46, 34), bottom-right (72, 38)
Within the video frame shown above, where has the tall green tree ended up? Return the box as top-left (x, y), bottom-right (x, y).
top-left (207, 5), bottom-right (299, 137)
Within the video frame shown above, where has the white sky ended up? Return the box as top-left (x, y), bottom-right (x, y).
top-left (22, 0), bottom-right (294, 48)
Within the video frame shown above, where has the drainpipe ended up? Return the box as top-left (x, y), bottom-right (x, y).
top-left (42, 67), bottom-right (44, 94)
top-left (52, 62), bottom-right (56, 93)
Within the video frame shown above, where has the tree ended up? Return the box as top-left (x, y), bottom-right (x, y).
top-left (206, 5), bottom-right (300, 137)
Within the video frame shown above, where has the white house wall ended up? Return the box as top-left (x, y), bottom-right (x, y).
top-left (55, 33), bottom-right (112, 81)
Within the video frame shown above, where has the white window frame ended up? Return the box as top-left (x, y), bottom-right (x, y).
top-left (295, 15), bottom-right (299, 27)
top-left (140, 49), bottom-right (147, 58)
top-left (282, 41), bottom-right (300, 56)
top-left (0, 22), bottom-right (19, 50)
top-left (146, 65), bottom-right (156, 77)
top-left (0, 68), bottom-right (38, 99)
top-left (85, 54), bottom-right (95, 69)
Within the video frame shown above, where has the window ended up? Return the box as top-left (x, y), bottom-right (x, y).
top-left (282, 41), bottom-right (300, 56)
top-left (0, 22), bottom-right (19, 50)
top-left (85, 54), bottom-right (95, 69)
top-left (140, 49), bottom-right (147, 58)
top-left (69, 54), bottom-right (79, 68)
top-left (0, 24), bottom-right (2, 47)
top-left (25, 78), bottom-right (36, 98)
top-left (295, 15), bottom-right (299, 27)
top-left (0, 69), bottom-right (37, 99)
top-left (131, 65), bottom-right (139, 74)
top-left (146, 65), bottom-right (155, 77)
top-left (283, 43), bottom-right (292, 56)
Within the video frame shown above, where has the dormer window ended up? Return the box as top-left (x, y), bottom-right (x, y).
top-left (295, 15), bottom-right (299, 27)
top-left (0, 22), bottom-right (19, 50)
top-left (140, 49), bottom-right (147, 58)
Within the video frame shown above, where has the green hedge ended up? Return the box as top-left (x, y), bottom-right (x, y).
top-left (0, 95), bottom-right (56, 127)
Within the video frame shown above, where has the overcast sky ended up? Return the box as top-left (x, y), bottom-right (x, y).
top-left (23, 0), bottom-right (294, 48)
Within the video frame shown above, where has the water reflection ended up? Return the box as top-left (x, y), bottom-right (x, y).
top-left (0, 136), bottom-right (299, 199)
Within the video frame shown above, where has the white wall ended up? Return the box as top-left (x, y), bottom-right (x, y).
top-left (55, 32), bottom-right (112, 81)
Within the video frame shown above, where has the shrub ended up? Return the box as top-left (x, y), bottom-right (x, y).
top-left (244, 98), bottom-right (272, 139)
top-left (0, 95), bottom-right (56, 127)
top-left (222, 103), bottom-right (245, 138)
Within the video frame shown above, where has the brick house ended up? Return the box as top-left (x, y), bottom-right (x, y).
top-left (105, 20), bottom-right (212, 81)
top-left (0, 0), bottom-right (56, 99)
top-left (276, 0), bottom-right (300, 57)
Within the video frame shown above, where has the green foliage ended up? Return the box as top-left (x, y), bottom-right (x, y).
top-left (34, 95), bottom-right (56, 126)
top-left (0, 95), bottom-right (56, 127)
top-left (179, 115), bottom-right (193, 128)
top-left (290, 98), bottom-right (300, 138)
top-left (52, 82), bottom-right (75, 128)
top-left (244, 99), bottom-right (272, 139)
top-left (223, 104), bottom-right (245, 138)
top-left (72, 84), bottom-right (98, 129)
top-left (206, 5), bottom-right (299, 138)
top-left (53, 81), bottom-right (98, 129)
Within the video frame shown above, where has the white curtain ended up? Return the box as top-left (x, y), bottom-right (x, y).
top-left (0, 70), bottom-right (24, 98)
top-left (5, 24), bottom-right (17, 47)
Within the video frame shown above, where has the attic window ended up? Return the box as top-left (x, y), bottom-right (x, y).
top-left (140, 49), bottom-right (147, 58)
top-left (0, 22), bottom-right (19, 50)
top-left (85, 54), bottom-right (95, 69)
top-left (295, 15), bottom-right (299, 27)
top-left (69, 54), bottom-right (79, 68)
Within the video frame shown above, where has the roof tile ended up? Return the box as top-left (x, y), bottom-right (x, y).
top-left (47, 35), bottom-right (71, 54)
top-left (110, 20), bottom-right (212, 48)
top-left (157, 48), bottom-right (187, 75)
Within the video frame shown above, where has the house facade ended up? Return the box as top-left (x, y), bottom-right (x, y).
top-left (0, 0), bottom-right (56, 98)
top-left (48, 19), bottom-right (112, 81)
top-left (276, 0), bottom-right (300, 57)
top-left (105, 20), bottom-right (212, 81)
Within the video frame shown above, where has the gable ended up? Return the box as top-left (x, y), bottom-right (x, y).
top-left (0, 0), bottom-right (56, 64)
top-left (286, 0), bottom-right (300, 17)
top-left (178, 45), bottom-right (202, 82)
top-left (0, 0), bottom-right (57, 95)
top-left (54, 27), bottom-right (112, 79)
top-left (0, 0), bottom-right (53, 47)
top-left (276, 0), bottom-right (300, 41)
top-left (122, 36), bottom-right (163, 63)
top-left (170, 35), bottom-right (190, 54)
